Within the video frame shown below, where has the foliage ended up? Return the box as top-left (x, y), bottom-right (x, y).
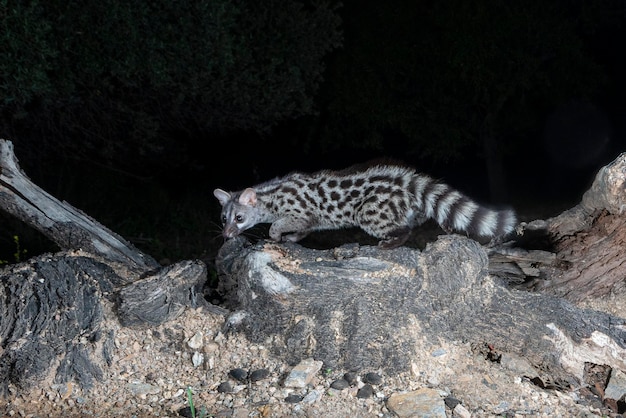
top-left (0, 235), bottom-right (28, 265)
top-left (0, 0), bottom-right (342, 171)
top-left (185, 386), bottom-right (209, 418)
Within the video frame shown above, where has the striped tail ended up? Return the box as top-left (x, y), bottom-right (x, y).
top-left (413, 176), bottom-right (517, 239)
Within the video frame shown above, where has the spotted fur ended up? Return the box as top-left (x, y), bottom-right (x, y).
top-left (213, 164), bottom-right (517, 248)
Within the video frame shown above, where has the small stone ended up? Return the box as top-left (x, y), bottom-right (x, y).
top-left (356, 384), bottom-right (374, 399)
top-left (453, 403), bottom-right (472, 418)
top-left (192, 351), bottom-right (204, 367)
top-left (387, 388), bottom-right (446, 418)
top-left (431, 348), bottom-right (447, 357)
top-left (343, 372), bottom-right (358, 385)
top-left (330, 379), bottom-right (350, 390)
top-left (126, 381), bottom-right (161, 396)
top-left (187, 332), bottom-right (203, 350)
top-left (302, 389), bottom-right (322, 403)
top-left (229, 368), bottom-right (248, 382)
top-left (444, 396), bottom-right (462, 409)
top-left (217, 382), bottom-right (233, 393)
top-left (605, 368), bottom-right (626, 400)
top-left (283, 358), bottom-right (323, 388)
top-left (178, 406), bottom-right (194, 417)
top-left (362, 372), bottom-right (382, 385)
top-left (284, 394), bottom-right (303, 403)
top-left (249, 369), bottom-right (270, 382)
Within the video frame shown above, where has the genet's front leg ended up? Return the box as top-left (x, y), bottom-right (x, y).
top-left (269, 217), bottom-right (311, 242)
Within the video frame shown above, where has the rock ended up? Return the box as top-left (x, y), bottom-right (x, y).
top-left (356, 384), bottom-right (374, 399)
top-left (284, 394), bottom-right (303, 403)
top-left (386, 388), bottom-right (446, 418)
top-left (228, 368), bottom-right (248, 382)
top-left (605, 368), bottom-right (626, 401)
top-left (126, 381), bottom-right (161, 396)
top-left (499, 353), bottom-right (537, 377)
top-left (363, 372), bottom-right (382, 385)
top-left (330, 379), bottom-right (350, 390)
top-left (443, 397), bottom-right (461, 409)
top-left (283, 358), bottom-right (323, 388)
top-left (191, 351), bottom-right (204, 367)
top-left (249, 369), bottom-right (270, 382)
top-left (343, 372), bottom-right (358, 385)
top-left (187, 332), bottom-right (203, 350)
top-left (452, 403), bottom-right (472, 418)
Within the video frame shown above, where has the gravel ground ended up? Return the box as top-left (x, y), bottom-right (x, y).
top-left (2, 303), bottom-right (620, 418)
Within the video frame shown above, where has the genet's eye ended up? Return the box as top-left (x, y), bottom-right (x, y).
top-left (235, 214), bottom-right (244, 223)
top-left (221, 215), bottom-right (227, 224)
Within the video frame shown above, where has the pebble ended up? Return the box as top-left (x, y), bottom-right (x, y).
top-left (187, 332), bottom-right (203, 350)
top-left (444, 396), bottom-right (461, 409)
top-left (126, 382), bottom-right (161, 396)
top-left (284, 394), bottom-right (303, 403)
top-left (330, 379), bottom-right (350, 390)
top-left (605, 368), bottom-right (626, 400)
top-left (356, 384), bottom-right (374, 399)
top-left (362, 372), bottom-right (382, 385)
top-left (387, 388), bottom-right (446, 418)
top-left (302, 389), bottom-right (322, 403)
top-left (228, 368), bottom-right (248, 382)
top-left (283, 358), bottom-right (323, 388)
top-left (217, 382), bottom-right (233, 393)
top-left (453, 403), bottom-right (472, 418)
top-left (192, 351), bottom-right (204, 367)
top-left (249, 369), bottom-right (270, 382)
top-left (343, 372), bottom-right (358, 385)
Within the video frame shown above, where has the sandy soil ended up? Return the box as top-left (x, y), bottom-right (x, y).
top-left (2, 301), bottom-right (619, 418)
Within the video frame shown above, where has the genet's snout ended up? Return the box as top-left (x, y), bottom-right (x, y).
top-left (223, 225), bottom-right (240, 239)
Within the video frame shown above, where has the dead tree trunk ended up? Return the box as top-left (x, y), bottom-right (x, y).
top-left (0, 139), bottom-right (217, 394)
top-left (490, 152), bottom-right (626, 306)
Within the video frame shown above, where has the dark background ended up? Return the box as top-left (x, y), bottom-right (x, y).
top-left (1, 0), bottom-right (625, 265)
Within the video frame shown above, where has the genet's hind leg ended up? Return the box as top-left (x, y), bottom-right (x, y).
top-left (283, 231), bottom-right (310, 242)
top-left (269, 217), bottom-right (311, 242)
top-left (356, 200), bottom-right (412, 249)
top-left (378, 226), bottom-right (412, 249)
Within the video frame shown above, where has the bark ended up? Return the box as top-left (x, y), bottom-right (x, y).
top-left (0, 139), bottom-right (157, 275)
top-left (216, 236), bottom-right (626, 389)
top-left (0, 139), bottom-right (220, 394)
top-left (490, 151), bottom-right (626, 303)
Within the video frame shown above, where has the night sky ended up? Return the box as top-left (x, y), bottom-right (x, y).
top-left (1, 0), bottom-right (625, 261)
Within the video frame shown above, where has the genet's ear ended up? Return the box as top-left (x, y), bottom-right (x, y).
top-left (239, 188), bottom-right (257, 206)
top-left (213, 189), bottom-right (231, 206)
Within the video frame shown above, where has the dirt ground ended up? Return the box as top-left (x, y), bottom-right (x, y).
top-left (2, 298), bottom-right (622, 418)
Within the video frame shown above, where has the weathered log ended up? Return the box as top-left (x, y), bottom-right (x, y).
top-left (0, 249), bottom-right (212, 395)
top-left (490, 152), bottom-right (626, 304)
top-left (216, 234), bottom-right (626, 388)
top-left (0, 139), bottom-right (220, 393)
top-left (0, 138), bottom-right (158, 275)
